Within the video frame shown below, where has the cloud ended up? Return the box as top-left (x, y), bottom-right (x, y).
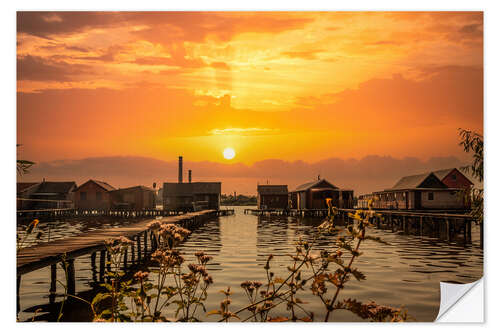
top-left (17, 55), bottom-right (92, 82)
top-left (17, 12), bottom-right (313, 43)
top-left (19, 155), bottom-right (469, 195)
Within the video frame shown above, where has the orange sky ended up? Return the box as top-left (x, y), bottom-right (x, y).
top-left (16, 12), bottom-right (483, 191)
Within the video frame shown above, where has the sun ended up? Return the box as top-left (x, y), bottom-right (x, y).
top-left (223, 147), bottom-right (236, 160)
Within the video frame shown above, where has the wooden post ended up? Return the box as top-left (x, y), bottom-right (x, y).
top-left (403, 216), bottom-right (407, 233)
top-left (50, 263), bottom-right (57, 293)
top-left (467, 219), bottom-right (472, 244)
top-left (106, 252), bottom-right (111, 272)
top-left (137, 235), bottom-right (142, 262)
top-left (144, 231), bottom-right (148, 257)
top-left (66, 259), bottom-right (76, 295)
top-left (445, 218), bottom-right (450, 241)
top-left (480, 221), bottom-right (483, 248)
top-left (131, 240), bottom-right (135, 263)
top-left (17, 275), bottom-right (21, 314)
top-left (99, 250), bottom-right (106, 282)
top-left (419, 216), bottom-right (423, 236)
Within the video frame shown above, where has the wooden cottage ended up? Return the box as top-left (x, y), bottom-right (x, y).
top-left (17, 181), bottom-right (76, 209)
top-left (289, 179), bottom-right (354, 210)
top-left (73, 180), bottom-right (116, 210)
top-left (163, 182), bottom-right (221, 211)
top-left (257, 185), bottom-right (288, 209)
top-left (373, 172), bottom-right (468, 210)
top-left (110, 186), bottom-right (156, 210)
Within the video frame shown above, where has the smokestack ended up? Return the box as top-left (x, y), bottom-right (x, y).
top-left (188, 170), bottom-right (192, 183)
top-left (178, 156), bottom-right (183, 183)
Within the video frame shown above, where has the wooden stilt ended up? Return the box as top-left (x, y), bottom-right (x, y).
top-left (17, 275), bottom-right (21, 314)
top-left (445, 218), bottom-right (450, 241)
top-left (137, 235), bottom-right (142, 262)
top-left (480, 221), bottom-right (483, 248)
top-left (66, 259), bottom-right (75, 295)
top-left (99, 250), bottom-right (105, 282)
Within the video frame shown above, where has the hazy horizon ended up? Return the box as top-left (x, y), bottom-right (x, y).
top-left (17, 154), bottom-right (473, 195)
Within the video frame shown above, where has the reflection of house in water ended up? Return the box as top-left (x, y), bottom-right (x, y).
top-left (289, 178), bottom-right (354, 209)
top-left (110, 186), bottom-right (156, 210)
top-left (17, 181), bottom-right (76, 209)
top-left (74, 179), bottom-right (116, 210)
top-left (163, 156), bottom-right (221, 211)
top-left (257, 185), bottom-right (288, 209)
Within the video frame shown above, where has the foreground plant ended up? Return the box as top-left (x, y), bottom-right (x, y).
top-left (92, 223), bottom-right (214, 322)
top-left (17, 219), bottom-right (42, 253)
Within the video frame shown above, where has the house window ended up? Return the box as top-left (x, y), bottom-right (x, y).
top-left (428, 192), bottom-right (434, 200)
top-left (451, 174), bottom-right (457, 181)
top-left (96, 192), bottom-right (102, 201)
top-left (80, 192), bottom-right (87, 200)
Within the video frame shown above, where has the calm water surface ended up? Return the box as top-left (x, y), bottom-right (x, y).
top-left (17, 206), bottom-right (483, 322)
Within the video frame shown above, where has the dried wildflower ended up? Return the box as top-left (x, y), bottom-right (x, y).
top-left (134, 271), bottom-right (149, 281)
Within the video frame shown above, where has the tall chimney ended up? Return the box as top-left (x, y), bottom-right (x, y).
top-left (178, 156), bottom-right (183, 183)
top-left (188, 170), bottom-right (192, 183)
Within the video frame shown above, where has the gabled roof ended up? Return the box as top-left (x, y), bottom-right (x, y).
top-left (17, 182), bottom-right (40, 194)
top-left (295, 179), bottom-right (338, 192)
top-left (257, 185), bottom-right (288, 195)
top-left (111, 185), bottom-right (155, 193)
top-left (391, 172), bottom-right (446, 190)
top-left (75, 179), bottom-right (116, 192)
top-left (432, 168), bottom-right (455, 180)
top-left (35, 181), bottom-right (77, 194)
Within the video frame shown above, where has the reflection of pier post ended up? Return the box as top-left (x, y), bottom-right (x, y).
top-left (90, 252), bottom-right (97, 283)
top-left (143, 231), bottom-right (148, 258)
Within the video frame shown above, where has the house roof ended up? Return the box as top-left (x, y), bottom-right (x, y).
top-left (111, 185), bottom-right (155, 193)
top-left (295, 179), bottom-right (338, 192)
top-left (432, 168), bottom-right (455, 180)
top-left (75, 179), bottom-right (116, 192)
top-left (257, 185), bottom-right (288, 195)
top-left (17, 182), bottom-right (40, 194)
top-left (391, 172), bottom-right (447, 190)
top-left (35, 181), bottom-right (77, 194)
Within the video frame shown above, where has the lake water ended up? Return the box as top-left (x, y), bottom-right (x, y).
top-left (17, 206), bottom-right (483, 322)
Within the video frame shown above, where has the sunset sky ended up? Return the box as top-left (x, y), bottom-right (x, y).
top-left (16, 12), bottom-right (483, 193)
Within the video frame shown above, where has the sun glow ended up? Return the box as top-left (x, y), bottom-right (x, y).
top-left (223, 147), bottom-right (236, 160)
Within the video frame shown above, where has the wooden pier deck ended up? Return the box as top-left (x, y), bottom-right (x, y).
top-left (244, 207), bottom-right (481, 245)
top-left (17, 209), bottom-right (230, 275)
top-left (16, 209), bottom-right (234, 313)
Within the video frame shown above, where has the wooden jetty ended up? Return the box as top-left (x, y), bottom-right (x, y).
top-left (245, 208), bottom-right (481, 245)
top-left (17, 209), bottom-right (234, 304)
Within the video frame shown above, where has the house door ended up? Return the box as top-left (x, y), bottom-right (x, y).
top-left (414, 191), bottom-right (421, 210)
